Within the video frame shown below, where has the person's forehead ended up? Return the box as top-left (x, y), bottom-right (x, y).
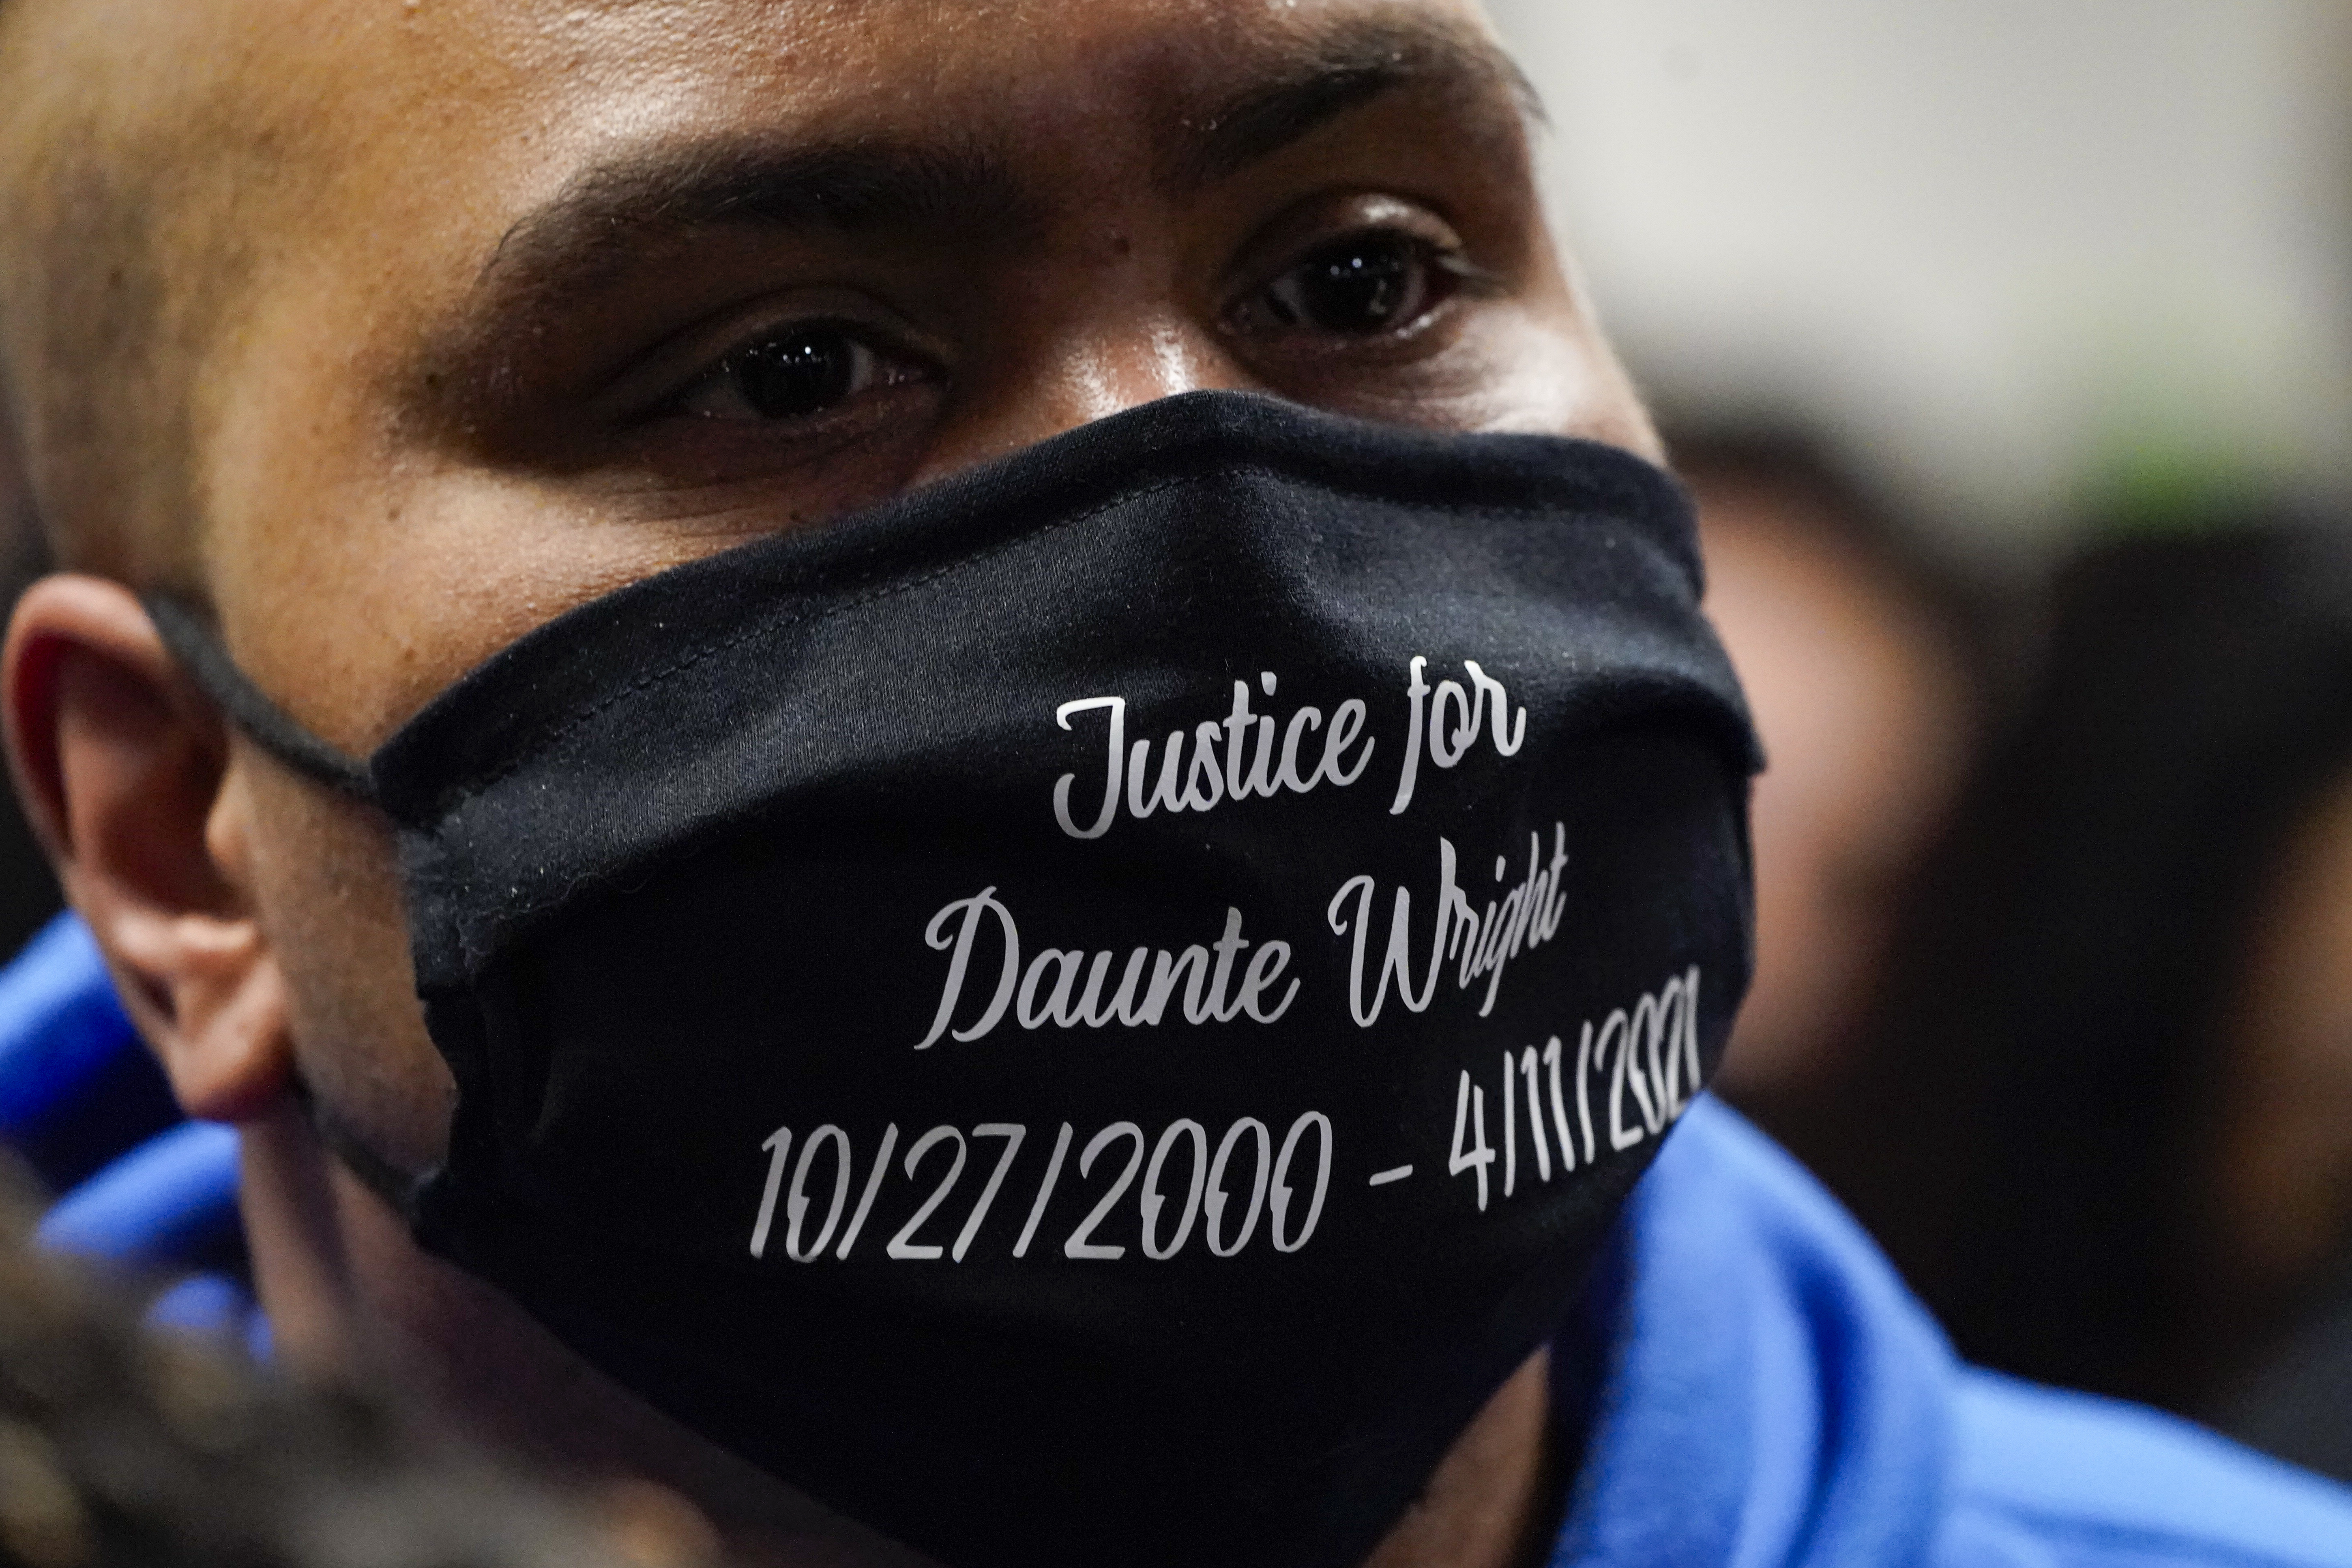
top-left (146, 0), bottom-right (1526, 404)
top-left (17, 0), bottom-right (1518, 289)
top-left (223, 0), bottom-right (1508, 158)
top-left (390, 0), bottom-right (1501, 87)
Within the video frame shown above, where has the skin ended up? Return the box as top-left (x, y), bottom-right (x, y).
top-left (0, 0), bottom-right (1652, 1562)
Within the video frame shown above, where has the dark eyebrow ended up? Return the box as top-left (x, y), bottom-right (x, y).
top-left (480, 141), bottom-right (1035, 300)
top-left (433, 10), bottom-right (1543, 414)
top-left (1167, 13), bottom-right (1546, 193)
top-left (479, 11), bottom-right (1541, 300)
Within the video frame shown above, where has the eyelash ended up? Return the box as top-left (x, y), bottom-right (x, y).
top-left (649, 219), bottom-right (1484, 431)
top-left (665, 321), bottom-right (930, 425)
top-left (1227, 227), bottom-right (1478, 340)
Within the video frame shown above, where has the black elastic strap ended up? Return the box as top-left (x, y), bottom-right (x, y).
top-left (288, 1075), bottom-right (430, 1217)
top-left (143, 595), bottom-right (378, 803)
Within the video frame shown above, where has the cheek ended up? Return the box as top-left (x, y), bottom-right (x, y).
top-left (1311, 306), bottom-right (1645, 451)
top-left (225, 467), bottom-right (762, 759)
top-left (238, 754), bottom-right (455, 1170)
top-left (1462, 308), bottom-right (1655, 455)
top-left (1498, 238), bottom-right (1660, 456)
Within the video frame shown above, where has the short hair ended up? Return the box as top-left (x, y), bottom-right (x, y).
top-left (0, 0), bottom-right (263, 589)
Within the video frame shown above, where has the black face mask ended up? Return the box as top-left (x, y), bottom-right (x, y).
top-left (151, 392), bottom-right (1759, 1568)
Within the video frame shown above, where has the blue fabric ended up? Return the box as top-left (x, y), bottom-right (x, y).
top-left (1560, 1098), bottom-right (2352, 1568)
top-left (0, 913), bottom-right (255, 1338)
top-left (0, 911), bottom-right (186, 1199)
top-left (146, 1270), bottom-right (250, 1334)
top-left (35, 1118), bottom-right (241, 1261)
top-left (0, 911), bottom-right (139, 1135)
top-left (4, 915), bottom-right (2348, 1562)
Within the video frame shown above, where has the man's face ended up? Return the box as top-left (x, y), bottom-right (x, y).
top-left (11, 0), bottom-right (1653, 1553)
top-left (167, 0), bottom-right (1650, 1168)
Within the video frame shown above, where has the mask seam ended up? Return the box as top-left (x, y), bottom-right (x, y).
top-left (403, 461), bottom-right (1676, 822)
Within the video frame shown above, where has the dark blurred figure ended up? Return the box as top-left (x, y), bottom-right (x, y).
top-left (0, 427), bottom-right (62, 957)
top-left (1815, 517), bottom-right (2352, 1480)
top-left (2226, 1266), bottom-right (2352, 1486)
top-left (0, 1151), bottom-right (717, 1568)
top-left (1673, 429), bottom-right (1985, 1118)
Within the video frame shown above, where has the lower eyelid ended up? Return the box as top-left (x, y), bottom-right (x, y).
top-left (641, 314), bottom-right (940, 421)
top-left (672, 337), bottom-right (891, 424)
top-left (1238, 259), bottom-right (1467, 344)
top-left (618, 374), bottom-right (946, 478)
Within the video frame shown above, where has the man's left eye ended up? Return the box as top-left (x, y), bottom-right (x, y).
top-left (1243, 232), bottom-right (1459, 339)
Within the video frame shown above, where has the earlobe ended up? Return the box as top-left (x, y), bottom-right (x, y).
top-left (2, 573), bottom-right (292, 1121)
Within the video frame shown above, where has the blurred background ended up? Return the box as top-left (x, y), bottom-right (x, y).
top-left (1484, 0), bottom-right (2352, 1483)
top-left (1492, 0), bottom-right (2352, 570)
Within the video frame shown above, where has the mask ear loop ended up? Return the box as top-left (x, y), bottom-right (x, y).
top-left (142, 594), bottom-right (378, 804)
top-left (142, 594), bottom-right (425, 1210)
top-left (286, 1076), bottom-right (431, 1214)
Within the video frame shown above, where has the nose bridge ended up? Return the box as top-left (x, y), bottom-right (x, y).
top-left (923, 292), bottom-right (1258, 479)
top-left (1057, 315), bottom-right (1232, 423)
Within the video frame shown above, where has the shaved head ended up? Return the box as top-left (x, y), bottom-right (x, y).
top-left (0, 0), bottom-right (328, 584)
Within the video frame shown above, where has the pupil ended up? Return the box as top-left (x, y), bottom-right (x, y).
top-left (729, 330), bottom-right (856, 419)
top-left (1300, 239), bottom-right (1415, 333)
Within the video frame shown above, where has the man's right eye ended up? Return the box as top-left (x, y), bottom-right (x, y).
top-left (1259, 233), bottom-right (1440, 337)
top-left (674, 323), bottom-right (911, 423)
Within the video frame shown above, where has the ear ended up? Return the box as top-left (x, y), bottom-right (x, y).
top-left (2, 574), bottom-right (291, 1120)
